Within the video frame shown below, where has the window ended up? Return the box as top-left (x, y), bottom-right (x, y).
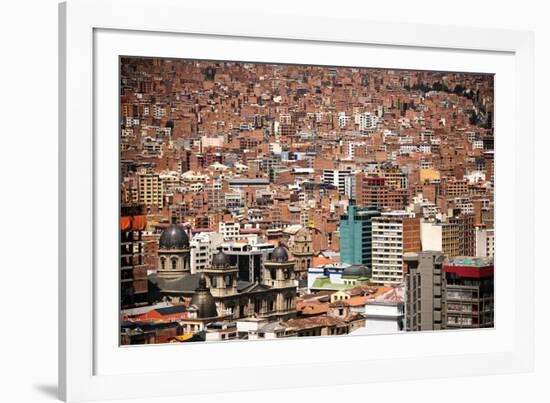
top-left (171, 259), bottom-right (177, 270)
top-left (224, 275), bottom-right (232, 287)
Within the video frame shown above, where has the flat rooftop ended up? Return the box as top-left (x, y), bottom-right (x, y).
top-left (446, 256), bottom-right (494, 267)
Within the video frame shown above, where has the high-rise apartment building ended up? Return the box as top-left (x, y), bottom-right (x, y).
top-left (404, 251), bottom-right (445, 331)
top-left (339, 204), bottom-right (381, 267)
top-left (442, 257), bottom-right (494, 328)
top-left (205, 179), bottom-right (224, 212)
top-left (371, 213), bottom-right (421, 285)
top-left (322, 169), bottom-right (355, 196)
top-left (421, 213), bottom-right (475, 258)
top-left (138, 171), bottom-right (164, 209)
top-left (355, 174), bottom-right (388, 209)
top-left (405, 253), bottom-right (494, 331)
top-left (120, 203), bottom-right (148, 309)
top-left (355, 171), bottom-right (408, 211)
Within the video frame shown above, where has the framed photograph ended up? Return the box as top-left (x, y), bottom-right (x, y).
top-left (59, 0), bottom-right (534, 401)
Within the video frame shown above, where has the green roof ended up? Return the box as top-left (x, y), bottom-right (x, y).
top-left (447, 257), bottom-right (493, 267)
top-left (311, 276), bottom-right (354, 291)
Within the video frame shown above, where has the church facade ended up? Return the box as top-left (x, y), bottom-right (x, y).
top-left (148, 224), bottom-right (297, 321)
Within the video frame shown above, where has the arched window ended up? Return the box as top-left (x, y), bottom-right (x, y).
top-left (172, 259), bottom-right (177, 270)
top-left (160, 257), bottom-right (166, 270)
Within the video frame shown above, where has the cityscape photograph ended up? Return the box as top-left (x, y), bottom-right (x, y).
top-left (119, 56), bottom-right (494, 345)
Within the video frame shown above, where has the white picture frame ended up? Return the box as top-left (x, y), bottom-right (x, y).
top-left (59, 0), bottom-right (534, 401)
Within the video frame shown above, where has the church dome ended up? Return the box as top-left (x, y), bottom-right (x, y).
top-left (212, 250), bottom-right (230, 268)
top-left (271, 245), bottom-right (289, 262)
top-left (342, 264), bottom-right (371, 278)
top-left (191, 275), bottom-right (218, 318)
top-left (159, 224), bottom-right (189, 249)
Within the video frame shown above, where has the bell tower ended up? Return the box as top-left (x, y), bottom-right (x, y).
top-left (203, 249), bottom-right (238, 298)
top-left (292, 227), bottom-right (314, 280)
top-left (157, 224), bottom-right (191, 278)
top-left (262, 244), bottom-right (297, 319)
top-left (263, 244), bottom-right (296, 288)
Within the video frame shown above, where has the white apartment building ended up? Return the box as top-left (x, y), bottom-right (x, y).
top-left (219, 221), bottom-right (240, 241)
top-left (269, 142), bottom-right (282, 154)
top-left (321, 169), bottom-right (355, 196)
top-left (338, 112), bottom-right (352, 128)
top-left (418, 144), bottom-right (432, 154)
top-left (400, 144), bottom-right (418, 155)
top-left (473, 140), bottom-right (484, 149)
top-left (190, 232), bottom-right (224, 274)
top-left (152, 104), bottom-right (166, 119)
top-left (356, 111), bottom-right (378, 133)
top-left (475, 227), bottom-right (495, 258)
top-left (420, 220), bottom-right (443, 251)
top-left (371, 213), bottom-right (417, 285)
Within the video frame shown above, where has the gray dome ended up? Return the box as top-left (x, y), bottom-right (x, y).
top-left (342, 264), bottom-right (371, 278)
top-left (271, 245), bottom-right (289, 262)
top-left (212, 250), bottom-right (230, 267)
top-left (191, 276), bottom-right (218, 318)
top-left (159, 224), bottom-right (189, 249)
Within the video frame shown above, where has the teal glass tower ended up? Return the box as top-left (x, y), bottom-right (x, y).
top-left (339, 203), bottom-right (381, 267)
